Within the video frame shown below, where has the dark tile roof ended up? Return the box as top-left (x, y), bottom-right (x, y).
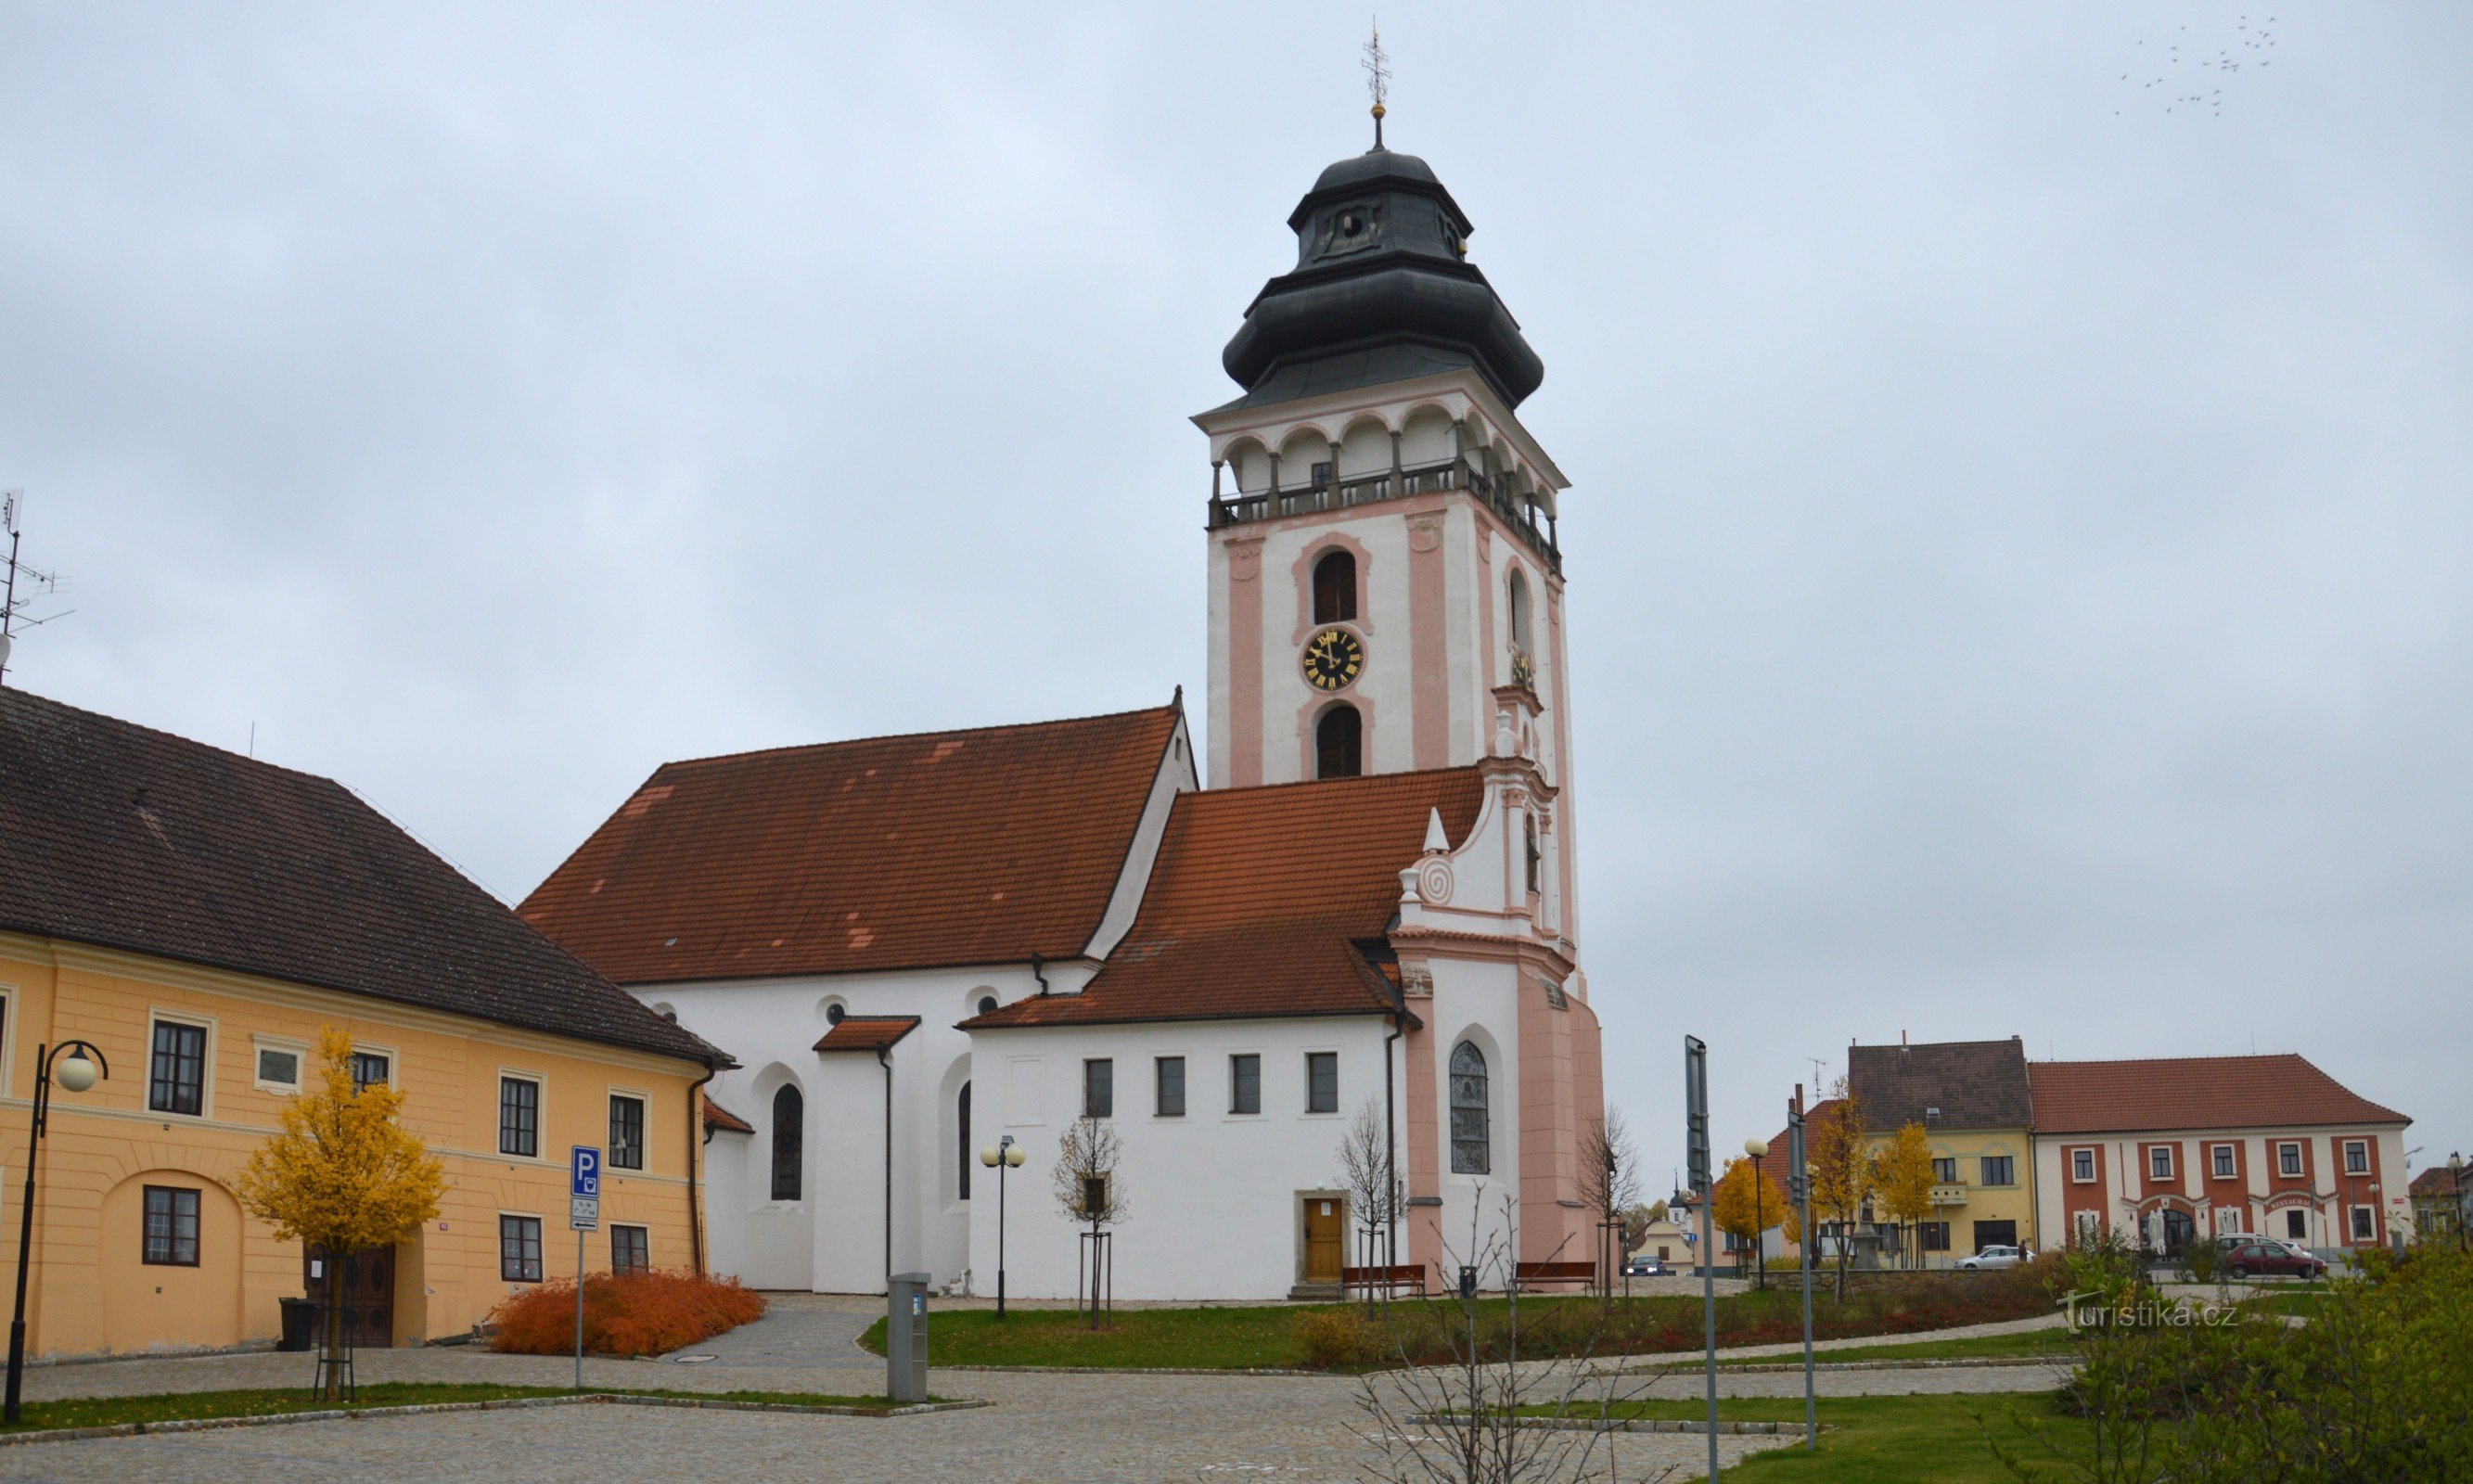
top-left (0, 688), bottom-right (716, 1066)
top-left (813, 1015), bottom-right (920, 1054)
top-left (965, 767), bottom-right (1486, 1030)
top-left (1848, 1039), bottom-right (2032, 1132)
top-left (520, 706), bottom-right (1181, 984)
top-left (702, 1097), bottom-right (755, 1134)
top-left (2028, 1055), bottom-right (2407, 1135)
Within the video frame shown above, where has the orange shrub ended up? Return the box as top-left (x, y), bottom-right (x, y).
top-left (489, 1269), bottom-right (766, 1357)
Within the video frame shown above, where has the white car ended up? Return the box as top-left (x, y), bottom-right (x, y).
top-left (1957, 1245), bottom-right (2029, 1270)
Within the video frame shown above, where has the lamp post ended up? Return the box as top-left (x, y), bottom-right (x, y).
top-left (977, 1134), bottom-right (1026, 1317)
top-left (6, 1041), bottom-right (108, 1422)
top-left (2451, 1153), bottom-right (2465, 1251)
top-left (1745, 1138), bottom-right (1770, 1290)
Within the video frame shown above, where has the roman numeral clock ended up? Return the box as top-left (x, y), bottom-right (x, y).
top-left (1301, 627), bottom-right (1364, 691)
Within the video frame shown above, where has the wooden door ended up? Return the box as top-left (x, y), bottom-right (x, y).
top-left (305, 1246), bottom-right (394, 1347)
top-left (1304, 1197), bottom-right (1345, 1285)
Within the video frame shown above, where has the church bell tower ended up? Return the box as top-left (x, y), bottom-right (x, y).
top-left (1196, 132), bottom-right (1581, 930)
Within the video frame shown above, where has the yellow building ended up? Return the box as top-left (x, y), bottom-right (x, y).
top-left (1848, 1038), bottom-right (2039, 1263)
top-left (0, 690), bottom-right (726, 1356)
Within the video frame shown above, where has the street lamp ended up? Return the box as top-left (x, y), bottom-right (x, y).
top-left (1745, 1138), bottom-right (1769, 1289)
top-left (6, 1041), bottom-right (109, 1422)
top-left (2451, 1152), bottom-right (2465, 1251)
top-left (977, 1134), bottom-right (1027, 1317)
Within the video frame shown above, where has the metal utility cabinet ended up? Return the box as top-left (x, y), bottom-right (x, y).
top-left (886, 1273), bottom-right (930, 1404)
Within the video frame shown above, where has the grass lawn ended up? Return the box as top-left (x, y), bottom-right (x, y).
top-left (2, 1382), bottom-right (924, 1434)
top-left (861, 1282), bottom-right (2054, 1371)
top-left (1562, 1393), bottom-right (2087, 1482)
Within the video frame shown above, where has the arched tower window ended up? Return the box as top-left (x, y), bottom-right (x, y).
top-left (770, 1084), bottom-right (804, 1202)
top-left (1524, 816), bottom-right (1542, 893)
top-left (1315, 704), bottom-right (1363, 779)
top-left (1313, 550), bottom-right (1357, 623)
top-left (1450, 1042), bottom-right (1491, 1175)
top-left (957, 1081), bottom-right (972, 1202)
top-left (1507, 569), bottom-right (1532, 654)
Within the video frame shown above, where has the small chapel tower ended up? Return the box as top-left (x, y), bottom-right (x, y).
top-left (1196, 128), bottom-right (1582, 942)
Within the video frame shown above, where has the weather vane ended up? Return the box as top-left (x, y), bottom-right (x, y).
top-left (1363, 20), bottom-right (1390, 149)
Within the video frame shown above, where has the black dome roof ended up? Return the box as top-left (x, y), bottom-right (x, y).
top-left (1218, 147), bottom-right (1544, 411)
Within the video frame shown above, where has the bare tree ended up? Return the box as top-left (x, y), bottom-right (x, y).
top-left (1352, 1194), bottom-right (1676, 1484)
top-left (1337, 1095), bottom-right (1403, 1309)
top-left (1578, 1106), bottom-right (1642, 1297)
top-left (1052, 1115), bottom-right (1125, 1325)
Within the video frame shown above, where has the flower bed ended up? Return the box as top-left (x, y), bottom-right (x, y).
top-left (489, 1270), bottom-right (766, 1357)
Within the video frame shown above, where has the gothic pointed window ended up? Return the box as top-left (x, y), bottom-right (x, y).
top-left (770, 1084), bottom-right (804, 1202)
top-left (1507, 569), bottom-right (1532, 654)
top-left (1450, 1041), bottom-right (1491, 1175)
top-left (957, 1081), bottom-right (972, 1202)
top-left (1315, 704), bottom-right (1362, 779)
top-left (1313, 550), bottom-right (1357, 623)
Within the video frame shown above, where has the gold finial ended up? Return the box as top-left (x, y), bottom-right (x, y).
top-left (1363, 20), bottom-right (1390, 149)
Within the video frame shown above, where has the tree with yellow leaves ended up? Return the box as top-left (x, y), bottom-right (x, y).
top-left (234, 1027), bottom-right (446, 1396)
top-left (1806, 1085), bottom-right (1875, 1302)
top-left (1711, 1154), bottom-right (1797, 1289)
top-left (1875, 1123), bottom-right (1938, 1271)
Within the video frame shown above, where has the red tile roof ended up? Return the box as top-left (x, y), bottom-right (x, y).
top-left (519, 705), bottom-right (1181, 984)
top-left (2409, 1166), bottom-right (2465, 1199)
top-left (966, 767), bottom-right (1487, 1030)
top-left (813, 1015), bottom-right (921, 1053)
top-left (0, 689), bottom-right (717, 1066)
top-left (702, 1097), bottom-right (755, 1134)
top-left (2027, 1055), bottom-right (2406, 1135)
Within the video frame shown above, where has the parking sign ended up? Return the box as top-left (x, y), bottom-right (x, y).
top-left (571, 1146), bottom-right (601, 1198)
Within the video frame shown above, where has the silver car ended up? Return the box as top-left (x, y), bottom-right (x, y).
top-left (1957, 1244), bottom-right (2028, 1270)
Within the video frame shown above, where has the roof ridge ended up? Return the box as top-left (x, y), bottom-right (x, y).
top-left (0, 686), bottom-right (345, 789)
top-left (653, 702), bottom-right (1180, 774)
top-left (2031, 1053), bottom-right (2311, 1068)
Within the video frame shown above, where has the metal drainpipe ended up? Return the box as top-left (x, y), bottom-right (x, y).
top-left (686, 1063), bottom-right (717, 1277)
top-left (1031, 953), bottom-right (1049, 996)
top-left (878, 1045), bottom-right (894, 1290)
top-left (1384, 1017), bottom-right (1403, 1269)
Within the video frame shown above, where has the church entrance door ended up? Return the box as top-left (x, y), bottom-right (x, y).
top-left (1303, 1197), bottom-right (1345, 1286)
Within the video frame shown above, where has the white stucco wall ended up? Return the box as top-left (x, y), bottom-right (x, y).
top-left (964, 1016), bottom-right (1407, 1301)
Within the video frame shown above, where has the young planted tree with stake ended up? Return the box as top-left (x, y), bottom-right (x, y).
top-left (1876, 1123), bottom-right (1938, 1271)
top-left (1334, 1096), bottom-right (1402, 1309)
top-left (233, 1027), bottom-right (445, 1399)
top-left (1806, 1086), bottom-right (1876, 1301)
top-left (1053, 1115), bottom-right (1126, 1326)
top-left (1577, 1106), bottom-right (1641, 1298)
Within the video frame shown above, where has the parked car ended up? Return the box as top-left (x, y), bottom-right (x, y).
top-left (2223, 1239), bottom-right (2325, 1280)
top-left (2276, 1240), bottom-right (2329, 1270)
top-left (1623, 1257), bottom-right (1672, 1277)
top-left (1957, 1245), bottom-right (2029, 1270)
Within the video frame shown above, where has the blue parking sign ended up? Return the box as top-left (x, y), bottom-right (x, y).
top-left (571, 1145), bottom-right (602, 1198)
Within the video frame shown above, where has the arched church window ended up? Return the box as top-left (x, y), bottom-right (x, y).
top-left (1313, 550), bottom-right (1357, 623)
top-left (771, 1084), bottom-right (804, 1202)
top-left (1315, 704), bottom-right (1363, 780)
top-left (1507, 569), bottom-right (1532, 654)
top-left (1524, 817), bottom-right (1542, 894)
top-left (1450, 1042), bottom-right (1490, 1175)
top-left (957, 1081), bottom-right (972, 1202)
top-left (977, 994), bottom-right (998, 1017)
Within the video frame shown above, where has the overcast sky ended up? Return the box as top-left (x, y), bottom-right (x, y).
top-left (5, 4), bottom-right (2467, 1193)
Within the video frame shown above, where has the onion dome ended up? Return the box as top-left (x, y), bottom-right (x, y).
top-left (1219, 147), bottom-right (1544, 411)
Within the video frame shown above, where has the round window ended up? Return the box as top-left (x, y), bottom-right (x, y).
top-left (977, 995), bottom-right (998, 1017)
top-left (825, 1003), bottom-right (846, 1026)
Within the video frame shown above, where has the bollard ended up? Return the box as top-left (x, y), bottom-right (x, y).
top-left (886, 1273), bottom-right (931, 1404)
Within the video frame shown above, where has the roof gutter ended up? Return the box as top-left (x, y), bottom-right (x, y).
top-left (686, 1060), bottom-right (717, 1278)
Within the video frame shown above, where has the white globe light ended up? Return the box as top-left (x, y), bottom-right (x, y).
top-left (1004, 1144), bottom-right (1026, 1168)
top-left (56, 1055), bottom-right (98, 1094)
top-left (978, 1145), bottom-right (1000, 1168)
top-left (1744, 1138), bottom-right (1768, 1158)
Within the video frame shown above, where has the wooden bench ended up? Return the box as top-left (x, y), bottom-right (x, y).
top-left (1342, 1263), bottom-right (1429, 1298)
top-left (1513, 1260), bottom-right (1598, 1291)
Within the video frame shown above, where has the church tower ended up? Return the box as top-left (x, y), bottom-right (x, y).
top-left (1197, 134), bottom-right (1582, 940)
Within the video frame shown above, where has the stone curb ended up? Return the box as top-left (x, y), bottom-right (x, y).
top-left (934, 1363), bottom-right (1324, 1377)
top-left (0, 1391), bottom-right (991, 1448)
top-left (1633, 1355), bottom-right (2067, 1376)
top-left (1410, 1413), bottom-right (1824, 1437)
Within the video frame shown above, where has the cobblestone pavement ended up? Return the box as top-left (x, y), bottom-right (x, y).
top-left (0, 1294), bottom-right (2060, 1481)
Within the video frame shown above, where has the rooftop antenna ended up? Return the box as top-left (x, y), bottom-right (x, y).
top-left (0, 491), bottom-right (71, 688)
top-left (1362, 19), bottom-right (1390, 149)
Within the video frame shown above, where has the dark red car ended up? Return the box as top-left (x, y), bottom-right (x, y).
top-left (2223, 1239), bottom-right (2325, 1280)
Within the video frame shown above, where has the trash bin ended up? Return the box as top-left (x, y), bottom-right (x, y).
top-left (278, 1297), bottom-right (318, 1352)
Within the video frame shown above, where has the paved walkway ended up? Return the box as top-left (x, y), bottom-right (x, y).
top-left (0, 1295), bottom-right (2061, 1481)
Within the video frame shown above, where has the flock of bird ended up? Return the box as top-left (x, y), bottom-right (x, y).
top-left (2119, 16), bottom-right (2277, 117)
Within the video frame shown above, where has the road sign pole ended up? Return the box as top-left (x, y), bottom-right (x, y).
top-left (575, 1227), bottom-right (585, 1390)
top-left (1685, 1035), bottom-right (1716, 1484)
top-left (569, 1146), bottom-right (603, 1393)
top-left (1790, 1087), bottom-right (1815, 1452)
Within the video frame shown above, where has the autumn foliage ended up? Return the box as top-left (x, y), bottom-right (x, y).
top-left (490, 1269), bottom-right (766, 1357)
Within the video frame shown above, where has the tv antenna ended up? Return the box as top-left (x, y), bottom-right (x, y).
top-left (1363, 20), bottom-right (1390, 148)
top-left (1, 491), bottom-right (72, 687)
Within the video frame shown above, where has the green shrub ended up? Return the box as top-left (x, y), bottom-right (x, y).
top-left (1292, 1307), bottom-right (1385, 1368)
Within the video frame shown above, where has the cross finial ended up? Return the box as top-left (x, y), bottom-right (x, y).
top-left (1363, 20), bottom-right (1390, 149)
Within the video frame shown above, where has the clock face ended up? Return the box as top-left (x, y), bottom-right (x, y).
top-left (1301, 627), bottom-right (1365, 692)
